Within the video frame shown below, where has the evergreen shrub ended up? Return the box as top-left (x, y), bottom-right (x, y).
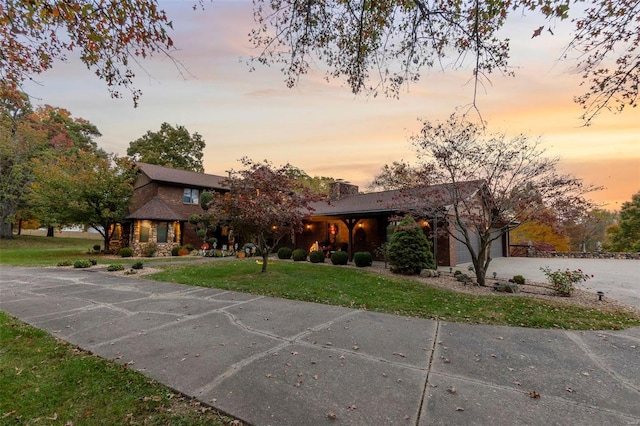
top-left (309, 250), bottom-right (325, 263)
top-left (353, 251), bottom-right (373, 267)
top-left (278, 247), bottom-right (293, 259)
top-left (330, 251), bottom-right (349, 265)
top-left (387, 216), bottom-right (435, 275)
top-left (292, 249), bottom-right (307, 261)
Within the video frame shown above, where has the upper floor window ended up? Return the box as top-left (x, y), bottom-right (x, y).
top-left (183, 188), bottom-right (199, 204)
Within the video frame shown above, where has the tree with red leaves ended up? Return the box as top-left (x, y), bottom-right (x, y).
top-left (206, 158), bottom-right (325, 273)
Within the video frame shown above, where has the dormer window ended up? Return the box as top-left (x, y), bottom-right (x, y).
top-left (183, 188), bottom-right (200, 204)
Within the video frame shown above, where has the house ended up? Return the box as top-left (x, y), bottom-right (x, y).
top-left (296, 181), bottom-right (509, 267)
top-left (113, 163), bottom-right (228, 256)
top-left (115, 163), bottom-right (508, 265)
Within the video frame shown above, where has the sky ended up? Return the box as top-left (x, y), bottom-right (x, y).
top-left (23, 1), bottom-right (639, 210)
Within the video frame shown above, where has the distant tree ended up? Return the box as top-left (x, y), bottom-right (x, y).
top-left (29, 152), bottom-right (136, 249)
top-left (392, 113), bottom-right (598, 286)
top-left (563, 208), bottom-right (617, 252)
top-left (286, 167), bottom-right (336, 196)
top-left (368, 160), bottom-right (426, 192)
top-left (251, 0), bottom-right (639, 124)
top-left (1, 0), bottom-right (175, 105)
top-left (510, 221), bottom-right (570, 252)
top-left (207, 158), bottom-right (325, 272)
top-left (0, 92), bottom-right (47, 238)
top-left (127, 123), bottom-right (205, 172)
top-left (606, 192), bottom-right (640, 252)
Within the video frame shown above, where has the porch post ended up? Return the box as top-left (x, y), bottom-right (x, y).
top-left (342, 218), bottom-right (359, 262)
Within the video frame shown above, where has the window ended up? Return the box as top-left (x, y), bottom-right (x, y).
top-left (157, 222), bottom-right (168, 243)
top-left (183, 188), bottom-right (199, 204)
top-left (139, 222), bottom-right (150, 242)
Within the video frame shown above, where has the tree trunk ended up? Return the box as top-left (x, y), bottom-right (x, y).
top-left (0, 222), bottom-right (13, 239)
top-left (46, 226), bottom-right (54, 237)
top-left (261, 251), bottom-right (268, 273)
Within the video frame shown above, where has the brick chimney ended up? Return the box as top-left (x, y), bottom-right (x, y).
top-left (329, 181), bottom-right (359, 200)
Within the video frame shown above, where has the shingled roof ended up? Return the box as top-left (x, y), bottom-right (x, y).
top-left (126, 197), bottom-right (183, 220)
top-left (137, 163), bottom-right (228, 190)
top-left (311, 180), bottom-right (484, 217)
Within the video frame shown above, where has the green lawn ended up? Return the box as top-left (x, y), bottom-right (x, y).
top-left (0, 312), bottom-right (240, 425)
top-left (0, 235), bottom-right (196, 267)
top-left (147, 259), bottom-right (640, 330)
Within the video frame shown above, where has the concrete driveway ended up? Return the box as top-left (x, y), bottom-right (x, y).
top-left (456, 257), bottom-right (640, 310)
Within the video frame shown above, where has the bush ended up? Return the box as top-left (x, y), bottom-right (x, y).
top-left (353, 251), bottom-right (373, 267)
top-left (171, 246), bottom-right (180, 256)
top-left (387, 216), bottom-right (435, 275)
top-left (292, 249), bottom-right (307, 261)
top-left (494, 281), bottom-right (518, 293)
top-left (184, 244), bottom-right (195, 252)
top-left (73, 259), bottom-right (92, 269)
top-left (330, 251), bottom-right (349, 265)
top-left (512, 275), bottom-right (526, 285)
top-left (453, 270), bottom-right (462, 276)
top-left (118, 247), bottom-right (133, 258)
top-left (309, 250), bottom-right (325, 263)
top-left (92, 244), bottom-right (101, 252)
top-left (57, 260), bottom-right (72, 267)
top-left (143, 243), bottom-right (157, 257)
top-left (178, 248), bottom-right (190, 256)
top-left (131, 261), bottom-right (144, 270)
top-left (106, 264), bottom-right (125, 272)
top-left (278, 247), bottom-right (293, 259)
top-left (541, 266), bottom-right (593, 296)
top-left (88, 258), bottom-right (98, 266)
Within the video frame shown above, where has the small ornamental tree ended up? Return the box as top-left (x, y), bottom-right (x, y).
top-left (188, 191), bottom-right (218, 249)
top-left (206, 158), bottom-right (325, 272)
top-left (387, 216), bottom-right (435, 275)
top-left (378, 113), bottom-right (599, 285)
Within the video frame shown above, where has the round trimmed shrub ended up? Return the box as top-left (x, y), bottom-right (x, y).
top-left (131, 261), bottom-right (144, 270)
top-left (278, 247), bottom-right (293, 259)
top-left (73, 259), bottom-right (92, 269)
top-left (118, 247), bottom-right (133, 258)
top-left (92, 244), bottom-right (101, 251)
top-left (89, 258), bottom-right (98, 266)
top-left (512, 275), bottom-right (526, 285)
top-left (353, 251), bottom-right (373, 267)
top-left (387, 216), bottom-right (435, 275)
top-left (309, 250), bottom-right (325, 263)
top-left (330, 251), bottom-right (349, 265)
top-left (171, 246), bottom-right (180, 256)
top-left (57, 260), bottom-right (72, 267)
top-left (106, 264), bottom-right (125, 272)
top-left (292, 249), bottom-right (307, 261)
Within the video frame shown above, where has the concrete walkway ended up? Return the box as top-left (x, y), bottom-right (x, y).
top-left (1, 266), bottom-right (639, 425)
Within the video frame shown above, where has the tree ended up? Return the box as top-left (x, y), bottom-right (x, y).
top-left (251, 0), bottom-right (639, 124)
top-left (1, 0), bottom-right (175, 105)
top-left (207, 158), bottom-right (325, 272)
top-left (0, 88), bottom-right (50, 238)
top-left (510, 221), bottom-right (570, 252)
top-left (606, 191), bottom-right (640, 252)
top-left (389, 113), bottom-right (598, 286)
top-left (387, 216), bottom-right (435, 275)
top-left (562, 208), bottom-right (617, 252)
top-left (188, 191), bottom-right (218, 249)
top-left (367, 160), bottom-right (425, 192)
top-left (127, 123), bottom-right (205, 172)
top-left (29, 151), bottom-right (136, 249)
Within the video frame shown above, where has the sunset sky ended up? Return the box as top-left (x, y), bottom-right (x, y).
top-left (23, 1), bottom-right (639, 210)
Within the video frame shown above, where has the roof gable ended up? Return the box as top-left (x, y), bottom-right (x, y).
top-left (126, 197), bottom-right (183, 220)
top-left (136, 163), bottom-right (227, 190)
